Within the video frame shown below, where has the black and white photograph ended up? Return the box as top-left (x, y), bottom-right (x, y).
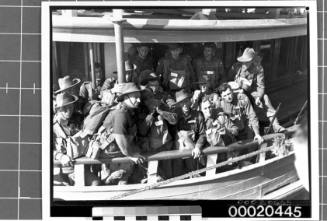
top-left (42, 1), bottom-right (319, 219)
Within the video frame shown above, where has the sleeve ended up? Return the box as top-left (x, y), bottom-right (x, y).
top-left (256, 66), bottom-right (265, 99)
top-left (111, 112), bottom-right (135, 156)
top-left (79, 83), bottom-right (89, 100)
top-left (241, 95), bottom-right (260, 135)
top-left (195, 112), bottom-right (207, 150)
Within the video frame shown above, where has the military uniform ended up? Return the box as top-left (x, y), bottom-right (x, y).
top-left (130, 55), bottom-right (154, 84)
top-left (156, 56), bottom-right (195, 93)
top-left (101, 103), bottom-right (141, 184)
top-left (205, 112), bottom-right (238, 146)
top-left (194, 57), bottom-right (225, 90)
top-left (79, 81), bottom-right (101, 101)
top-left (173, 110), bottom-right (206, 176)
top-left (229, 61), bottom-right (284, 132)
top-left (228, 61), bottom-right (265, 100)
top-left (217, 92), bottom-right (259, 140)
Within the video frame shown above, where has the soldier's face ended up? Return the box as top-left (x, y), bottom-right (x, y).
top-left (170, 48), bottom-right (181, 59)
top-left (148, 80), bottom-right (160, 93)
top-left (221, 88), bottom-right (233, 103)
top-left (59, 104), bottom-right (74, 120)
top-left (241, 61), bottom-right (252, 70)
top-left (201, 100), bottom-right (212, 119)
top-left (203, 47), bottom-right (214, 60)
top-left (200, 84), bottom-right (209, 93)
top-left (125, 91), bottom-right (141, 108)
top-left (137, 46), bottom-right (149, 59)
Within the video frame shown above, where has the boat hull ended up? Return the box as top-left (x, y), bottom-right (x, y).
top-left (54, 153), bottom-right (301, 201)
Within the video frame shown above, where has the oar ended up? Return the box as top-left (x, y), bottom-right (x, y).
top-left (109, 144), bottom-right (276, 200)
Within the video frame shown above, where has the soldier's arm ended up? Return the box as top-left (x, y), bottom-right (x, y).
top-left (256, 66), bottom-right (265, 99)
top-left (111, 112), bottom-right (138, 156)
top-left (195, 111), bottom-right (207, 150)
top-left (241, 95), bottom-right (260, 136)
top-left (79, 83), bottom-right (89, 100)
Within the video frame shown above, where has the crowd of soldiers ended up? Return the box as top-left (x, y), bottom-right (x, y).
top-left (53, 43), bottom-right (286, 186)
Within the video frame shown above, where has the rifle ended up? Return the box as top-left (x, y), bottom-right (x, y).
top-left (294, 100), bottom-right (308, 125)
top-left (264, 103), bottom-right (281, 135)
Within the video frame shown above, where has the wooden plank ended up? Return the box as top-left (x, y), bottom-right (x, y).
top-left (147, 160), bottom-right (159, 184)
top-left (74, 164), bottom-right (85, 186)
top-left (206, 154), bottom-right (218, 177)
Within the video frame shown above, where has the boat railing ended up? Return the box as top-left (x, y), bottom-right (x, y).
top-left (54, 133), bottom-right (286, 186)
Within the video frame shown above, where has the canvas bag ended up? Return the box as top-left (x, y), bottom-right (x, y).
top-left (82, 102), bottom-right (112, 136)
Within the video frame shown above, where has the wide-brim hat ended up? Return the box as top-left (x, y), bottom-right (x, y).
top-left (139, 70), bottom-right (159, 85)
top-left (115, 82), bottom-right (141, 98)
top-left (55, 92), bottom-right (78, 110)
top-left (174, 89), bottom-right (191, 105)
top-left (237, 47), bottom-right (256, 63)
top-left (55, 75), bottom-right (81, 95)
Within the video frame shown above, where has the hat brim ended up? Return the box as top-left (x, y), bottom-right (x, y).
top-left (55, 78), bottom-right (81, 95)
top-left (174, 95), bottom-right (191, 106)
top-left (55, 95), bottom-right (79, 110)
top-left (117, 88), bottom-right (141, 98)
top-left (237, 56), bottom-right (253, 63)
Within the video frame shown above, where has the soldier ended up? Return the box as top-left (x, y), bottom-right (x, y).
top-left (79, 63), bottom-right (105, 102)
top-left (130, 44), bottom-right (154, 84)
top-left (201, 96), bottom-right (238, 147)
top-left (54, 75), bottom-right (86, 119)
top-left (174, 90), bottom-right (206, 176)
top-left (194, 42), bottom-right (225, 91)
top-left (156, 43), bottom-right (195, 94)
top-left (228, 48), bottom-right (285, 132)
top-left (136, 70), bottom-right (177, 179)
top-left (53, 92), bottom-right (100, 186)
top-left (217, 83), bottom-right (264, 144)
top-left (101, 82), bottom-right (146, 184)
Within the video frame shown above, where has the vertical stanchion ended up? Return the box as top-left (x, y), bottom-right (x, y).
top-left (112, 9), bottom-right (126, 83)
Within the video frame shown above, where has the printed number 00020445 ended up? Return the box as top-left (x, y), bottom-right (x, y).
top-left (228, 205), bottom-right (302, 218)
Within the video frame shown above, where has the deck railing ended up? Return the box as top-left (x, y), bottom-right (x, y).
top-left (54, 133), bottom-right (286, 186)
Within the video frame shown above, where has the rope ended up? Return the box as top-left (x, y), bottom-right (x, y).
top-left (109, 144), bottom-right (275, 200)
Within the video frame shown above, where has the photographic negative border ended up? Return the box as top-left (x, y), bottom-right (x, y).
top-left (42, 1), bottom-right (319, 220)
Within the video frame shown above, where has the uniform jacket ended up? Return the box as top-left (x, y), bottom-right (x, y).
top-left (176, 110), bottom-right (206, 150)
top-left (102, 103), bottom-right (140, 157)
top-left (156, 56), bottom-right (195, 92)
top-left (217, 93), bottom-right (259, 133)
top-left (228, 62), bottom-right (265, 99)
top-left (194, 57), bottom-right (225, 90)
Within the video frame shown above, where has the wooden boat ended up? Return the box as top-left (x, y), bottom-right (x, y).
top-left (51, 8), bottom-right (308, 201)
top-left (53, 129), bottom-right (307, 201)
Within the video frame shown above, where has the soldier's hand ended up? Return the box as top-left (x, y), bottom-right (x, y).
top-left (60, 155), bottom-right (73, 167)
top-left (145, 114), bottom-right (154, 125)
top-left (192, 147), bottom-right (202, 159)
top-left (254, 134), bottom-right (264, 144)
top-left (255, 97), bottom-right (263, 108)
top-left (129, 154), bottom-right (146, 164)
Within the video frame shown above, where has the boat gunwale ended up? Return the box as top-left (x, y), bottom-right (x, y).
top-left (54, 151), bottom-right (295, 193)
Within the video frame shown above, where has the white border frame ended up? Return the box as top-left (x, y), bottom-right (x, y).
top-left (42, 1), bottom-right (318, 220)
